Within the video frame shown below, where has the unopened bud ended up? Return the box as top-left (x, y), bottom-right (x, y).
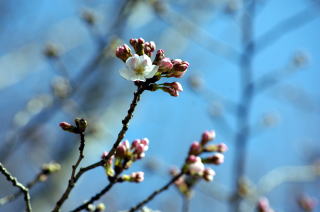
top-left (203, 168), bottom-right (216, 182)
top-left (144, 41), bottom-right (156, 57)
top-left (59, 122), bottom-right (77, 133)
top-left (130, 171), bottom-right (144, 183)
top-left (115, 44), bottom-right (132, 62)
top-left (189, 141), bottom-right (202, 155)
top-left (201, 130), bottom-right (216, 145)
top-left (203, 153), bottom-right (224, 165)
top-left (158, 57), bottom-right (173, 72)
top-left (74, 118), bottom-right (87, 133)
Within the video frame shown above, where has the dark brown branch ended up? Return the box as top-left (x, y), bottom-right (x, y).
top-left (52, 132), bottom-right (86, 212)
top-left (128, 173), bottom-right (184, 212)
top-left (0, 162), bottom-right (32, 212)
top-left (70, 177), bottom-right (120, 212)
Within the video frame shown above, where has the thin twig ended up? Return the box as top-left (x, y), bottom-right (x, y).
top-left (0, 170), bottom-right (45, 205)
top-left (52, 132), bottom-right (86, 212)
top-left (52, 85), bottom-right (145, 211)
top-left (0, 162), bottom-right (32, 212)
top-left (70, 177), bottom-right (120, 212)
top-left (128, 173), bottom-right (184, 212)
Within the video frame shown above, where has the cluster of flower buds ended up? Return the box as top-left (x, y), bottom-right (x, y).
top-left (115, 38), bottom-right (189, 97)
top-left (59, 118), bottom-right (88, 134)
top-left (257, 197), bottom-right (275, 212)
top-left (185, 130), bottom-right (227, 178)
top-left (101, 138), bottom-right (149, 183)
top-left (172, 130), bottom-right (227, 198)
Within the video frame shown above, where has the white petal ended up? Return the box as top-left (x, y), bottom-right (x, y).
top-left (139, 54), bottom-right (152, 66)
top-left (119, 68), bottom-right (135, 81)
top-left (144, 65), bottom-right (159, 79)
top-left (131, 74), bottom-right (146, 82)
top-left (125, 54), bottom-right (139, 71)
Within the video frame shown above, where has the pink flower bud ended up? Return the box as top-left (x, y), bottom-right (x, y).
top-left (144, 41), bottom-right (156, 57)
top-left (59, 122), bottom-right (72, 130)
top-left (115, 144), bottom-right (127, 158)
top-left (187, 155), bottom-right (198, 164)
top-left (137, 38), bottom-right (145, 44)
top-left (158, 57), bottom-right (173, 72)
top-left (140, 138), bottom-right (149, 146)
top-left (203, 168), bottom-right (216, 182)
top-left (189, 141), bottom-right (202, 155)
top-left (154, 49), bottom-right (165, 64)
top-left (171, 82), bottom-right (183, 92)
top-left (131, 171), bottom-right (144, 183)
top-left (217, 143), bottom-right (228, 153)
top-left (134, 144), bottom-right (145, 155)
top-left (115, 44), bottom-right (132, 62)
top-left (201, 130), bottom-right (216, 145)
top-left (172, 59), bottom-right (189, 72)
top-left (163, 87), bottom-right (179, 97)
top-left (131, 139), bottom-right (141, 149)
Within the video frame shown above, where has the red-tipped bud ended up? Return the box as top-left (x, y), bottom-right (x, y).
top-left (203, 168), bottom-right (216, 182)
top-left (170, 82), bottom-right (183, 92)
top-left (189, 141), bottom-right (202, 155)
top-left (201, 130), bottom-right (216, 145)
top-left (59, 122), bottom-right (77, 133)
top-left (115, 44), bottom-right (132, 62)
top-left (129, 38), bottom-right (145, 55)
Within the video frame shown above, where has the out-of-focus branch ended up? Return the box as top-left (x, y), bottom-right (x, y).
top-left (0, 162), bottom-right (32, 212)
top-left (256, 164), bottom-right (320, 196)
top-left (149, 0), bottom-right (240, 64)
top-left (0, 0), bottom-right (138, 162)
top-left (231, 0), bottom-right (255, 211)
top-left (0, 162), bottom-right (60, 206)
top-left (255, 5), bottom-right (320, 53)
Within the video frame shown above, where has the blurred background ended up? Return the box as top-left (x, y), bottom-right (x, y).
top-left (0, 0), bottom-right (319, 211)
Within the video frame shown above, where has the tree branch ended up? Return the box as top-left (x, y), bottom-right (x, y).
top-left (0, 162), bottom-right (32, 212)
top-left (52, 132), bottom-right (86, 212)
top-left (128, 173), bottom-right (184, 212)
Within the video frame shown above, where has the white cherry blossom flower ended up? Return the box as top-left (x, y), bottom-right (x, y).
top-left (119, 54), bottom-right (159, 81)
